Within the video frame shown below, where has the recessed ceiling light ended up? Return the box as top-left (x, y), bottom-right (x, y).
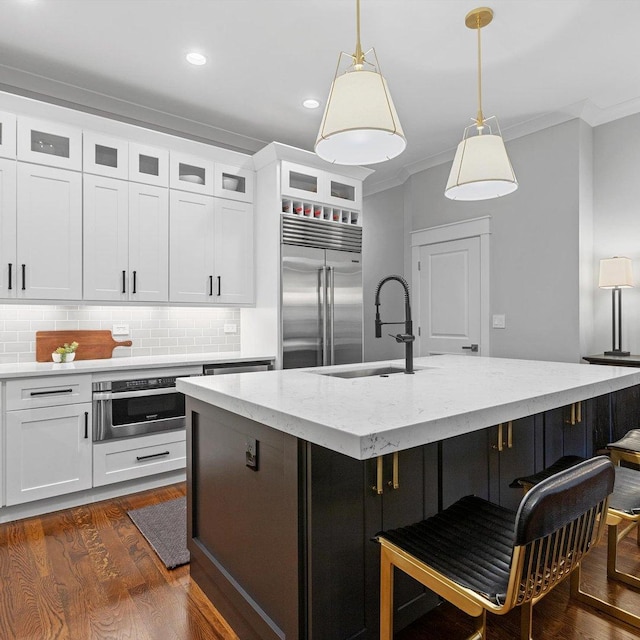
top-left (186, 52), bottom-right (207, 66)
top-left (303, 99), bottom-right (320, 109)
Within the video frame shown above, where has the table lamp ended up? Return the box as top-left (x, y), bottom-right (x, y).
top-left (599, 256), bottom-right (634, 356)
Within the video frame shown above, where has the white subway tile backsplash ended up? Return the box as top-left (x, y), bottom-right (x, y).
top-left (0, 305), bottom-right (241, 361)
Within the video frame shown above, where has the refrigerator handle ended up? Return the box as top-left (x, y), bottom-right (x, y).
top-left (329, 266), bottom-right (335, 365)
top-left (320, 266), bottom-right (329, 366)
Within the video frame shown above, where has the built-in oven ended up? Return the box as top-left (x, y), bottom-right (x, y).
top-left (92, 376), bottom-right (186, 441)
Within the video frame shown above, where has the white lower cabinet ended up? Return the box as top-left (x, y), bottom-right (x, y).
top-left (5, 402), bottom-right (92, 506)
top-left (93, 430), bottom-right (186, 487)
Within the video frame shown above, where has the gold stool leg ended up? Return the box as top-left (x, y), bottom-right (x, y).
top-left (380, 546), bottom-right (394, 640)
top-left (520, 600), bottom-right (533, 640)
top-left (466, 610), bottom-right (486, 640)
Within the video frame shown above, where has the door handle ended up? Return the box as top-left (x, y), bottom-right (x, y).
top-left (461, 344), bottom-right (479, 352)
top-left (122, 270), bottom-right (126, 294)
top-left (217, 275), bottom-right (221, 296)
top-left (387, 451), bottom-right (400, 490)
top-left (320, 266), bottom-right (328, 366)
top-left (328, 266), bottom-right (335, 365)
top-left (209, 275), bottom-right (214, 296)
top-left (8, 263), bottom-right (12, 290)
top-left (132, 270), bottom-right (137, 294)
top-left (372, 455), bottom-right (384, 494)
top-left (84, 411), bottom-right (89, 439)
top-left (492, 422), bottom-right (504, 452)
top-left (506, 421), bottom-right (513, 449)
top-left (21, 264), bottom-right (26, 290)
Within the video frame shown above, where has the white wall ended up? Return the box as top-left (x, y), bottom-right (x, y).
top-left (369, 119), bottom-right (593, 363)
top-left (593, 112), bottom-right (640, 355)
top-left (362, 184), bottom-right (407, 362)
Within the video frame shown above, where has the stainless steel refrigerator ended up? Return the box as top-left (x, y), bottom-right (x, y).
top-left (281, 216), bottom-right (363, 369)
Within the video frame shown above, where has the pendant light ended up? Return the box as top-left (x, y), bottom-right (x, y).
top-left (445, 7), bottom-right (517, 201)
top-left (314, 0), bottom-right (406, 166)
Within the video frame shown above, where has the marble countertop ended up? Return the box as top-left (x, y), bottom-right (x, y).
top-left (176, 355), bottom-right (640, 460)
top-left (0, 351), bottom-right (275, 380)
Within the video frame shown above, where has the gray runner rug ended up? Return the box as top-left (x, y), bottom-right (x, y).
top-left (127, 497), bottom-right (190, 569)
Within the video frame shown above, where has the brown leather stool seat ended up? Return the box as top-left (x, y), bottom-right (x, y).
top-left (376, 457), bottom-right (614, 640)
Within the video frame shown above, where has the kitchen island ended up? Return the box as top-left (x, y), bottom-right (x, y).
top-left (177, 355), bottom-right (640, 640)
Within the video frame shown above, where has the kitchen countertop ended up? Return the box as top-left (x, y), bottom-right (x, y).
top-left (0, 351), bottom-right (275, 380)
top-left (176, 355), bottom-right (640, 460)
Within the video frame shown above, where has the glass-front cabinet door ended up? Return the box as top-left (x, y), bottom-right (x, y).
top-left (281, 161), bottom-right (326, 201)
top-left (214, 163), bottom-right (254, 203)
top-left (17, 117), bottom-right (82, 170)
top-left (326, 173), bottom-right (361, 210)
top-left (83, 132), bottom-right (128, 180)
top-left (129, 142), bottom-right (169, 187)
top-left (0, 111), bottom-right (17, 159)
top-left (169, 151), bottom-right (214, 196)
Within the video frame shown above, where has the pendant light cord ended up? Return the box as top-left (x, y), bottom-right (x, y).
top-left (476, 12), bottom-right (484, 128)
top-left (354, 0), bottom-right (364, 66)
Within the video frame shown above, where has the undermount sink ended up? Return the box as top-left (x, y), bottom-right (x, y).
top-left (317, 365), bottom-right (424, 379)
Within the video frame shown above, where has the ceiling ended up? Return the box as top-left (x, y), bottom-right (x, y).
top-left (0, 0), bottom-right (639, 191)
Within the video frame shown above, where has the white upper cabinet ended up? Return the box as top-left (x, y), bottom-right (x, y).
top-left (0, 111), bottom-right (17, 159)
top-left (83, 131), bottom-right (128, 179)
top-left (16, 163), bottom-right (82, 300)
top-left (169, 192), bottom-right (254, 305)
top-left (83, 175), bottom-right (129, 301)
top-left (214, 163), bottom-right (254, 203)
top-left (170, 151), bottom-right (214, 195)
top-left (214, 199), bottom-right (254, 305)
top-left (280, 160), bottom-right (362, 210)
top-left (129, 142), bottom-right (169, 187)
top-left (128, 182), bottom-right (169, 302)
top-left (0, 158), bottom-right (17, 298)
top-left (17, 117), bottom-right (82, 171)
top-left (169, 190), bottom-right (215, 304)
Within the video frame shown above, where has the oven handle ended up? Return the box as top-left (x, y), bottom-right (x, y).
top-left (93, 387), bottom-right (180, 401)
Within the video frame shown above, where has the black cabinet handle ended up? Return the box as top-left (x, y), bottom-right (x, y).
top-left (122, 270), bottom-right (126, 294)
top-left (7, 263), bottom-right (12, 290)
top-left (136, 451), bottom-right (170, 462)
top-left (217, 275), bottom-right (221, 296)
top-left (30, 388), bottom-right (73, 397)
top-left (84, 411), bottom-right (89, 439)
top-left (209, 275), bottom-right (213, 296)
top-left (132, 270), bottom-right (137, 294)
top-left (21, 264), bottom-right (26, 290)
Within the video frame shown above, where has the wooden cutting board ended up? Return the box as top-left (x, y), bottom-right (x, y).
top-left (36, 330), bottom-right (133, 362)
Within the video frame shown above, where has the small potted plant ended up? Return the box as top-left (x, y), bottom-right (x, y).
top-left (52, 341), bottom-right (79, 363)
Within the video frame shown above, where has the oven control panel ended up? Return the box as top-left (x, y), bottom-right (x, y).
top-left (111, 377), bottom-right (178, 393)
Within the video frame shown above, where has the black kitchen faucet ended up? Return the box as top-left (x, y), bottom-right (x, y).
top-left (374, 275), bottom-right (415, 374)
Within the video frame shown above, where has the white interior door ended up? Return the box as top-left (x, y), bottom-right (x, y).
top-left (419, 236), bottom-right (481, 355)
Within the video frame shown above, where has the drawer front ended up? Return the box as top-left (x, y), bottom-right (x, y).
top-left (5, 375), bottom-right (91, 410)
top-left (93, 430), bottom-right (186, 487)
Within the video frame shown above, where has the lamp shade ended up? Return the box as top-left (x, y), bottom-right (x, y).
top-left (599, 257), bottom-right (634, 289)
top-left (445, 133), bottom-right (518, 201)
top-left (315, 69), bottom-right (406, 166)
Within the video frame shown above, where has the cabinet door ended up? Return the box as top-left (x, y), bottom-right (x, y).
top-left (213, 199), bottom-right (254, 304)
top-left (83, 175), bottom-right (129, 301)
top-left (128, 183), bottom-right (169, 301)
top-left (83, 131), bottom-right (128, 179)
top-left (488, 417), bottom-right (537, 511)
top-left (214, 163), bottom-right (254, 202)
top-left (170, 152), bottom-right (214, 195)
top-left (129, 142), bottom-right (169, 187)
top-left (281, 161), bottom-right (326, 201)
top-left (0, 158), bottom-right (17, 298)
top-left (5, 402), bottom-right (92, 505)
top-left (325, 173), bottom-right (362, 210)
top-left (17, 117), bottom-right (82, 170)
top-left (544, 402), bottom-right (592, 465)
top-left (169, 190), bottom-right (214, 304)
top-left (16, 163), bottom-right (82, 300)
top-left (0, 111), bottom-right (17, 159)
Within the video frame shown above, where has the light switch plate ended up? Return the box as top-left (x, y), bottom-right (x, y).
top-left (224, 323), bottom-right (237, 334)
top-left (492, 314), bottom-right (506, 329)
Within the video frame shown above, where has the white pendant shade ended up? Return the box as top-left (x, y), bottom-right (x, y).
top-left (315, 69), bottom-right (406, 166)
top-left (445, 133), bottom-right (518, 201)
top-left (599, 257), bottom-right (634, 289)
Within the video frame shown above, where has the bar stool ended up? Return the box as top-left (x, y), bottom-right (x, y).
top-left (512, 454), bottom-right (640, 629)
top-left (608, 428), bottom-right (640, 466)
top-left (375, 457), bottom-right (614, 640)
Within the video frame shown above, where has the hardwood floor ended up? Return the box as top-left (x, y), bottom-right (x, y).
top-left (0, 483), bottom-right (238, 640)
top-left (0, 483), bottom-right (638, 639)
